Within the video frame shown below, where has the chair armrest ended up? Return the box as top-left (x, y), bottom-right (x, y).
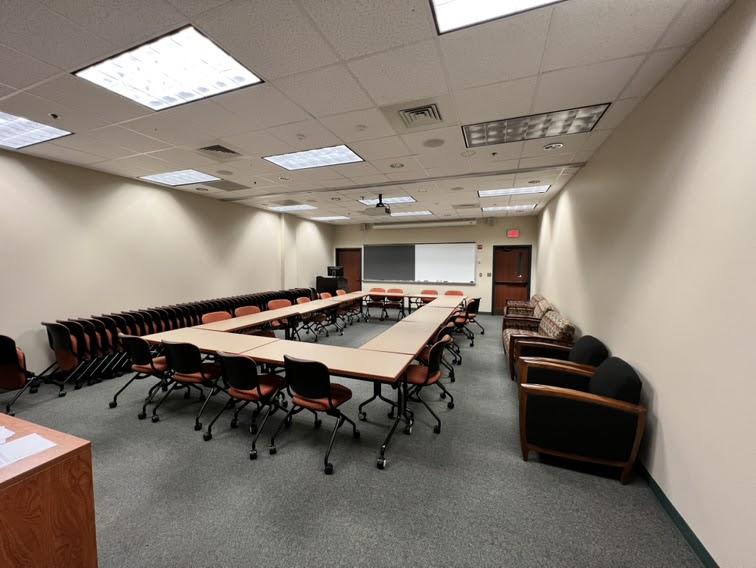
top-left (513, 340), bottom-right (571, 361)
top-left (517, 357), bottom-right (595, 389)
top-left (519, 383), bottom-right (646, 415)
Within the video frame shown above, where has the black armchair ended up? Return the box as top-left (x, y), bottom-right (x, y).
top-left (512, 335), bottom-right (609, 382)
top-left (518, 356), bottom-right (646, 484)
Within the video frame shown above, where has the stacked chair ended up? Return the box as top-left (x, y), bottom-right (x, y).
top-left (0, 335), bottom-right (53, 415)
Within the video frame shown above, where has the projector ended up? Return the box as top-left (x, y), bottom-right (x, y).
top-left (364, 194), bottom-right (392, 216)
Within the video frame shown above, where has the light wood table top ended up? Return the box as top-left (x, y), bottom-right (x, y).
top-left (402, 306), bottom-right (456, 325)
top-left (425, 295), bottom-right (468, 308)
top-left (359, 320), bottom-right (442, 355)
top-left (142, 327), bottom-right (278, 353)
top-left (243, 340), bottom-right (413, 383)
top-left (0, 413), bottom-right (90, 489)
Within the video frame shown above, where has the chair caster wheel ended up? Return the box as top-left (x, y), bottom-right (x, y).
top-left (74, 384), bottom-right (82, 390)
top-left (404, 425), bottom-right (412, 435)
top-left (230, 419), bottom-right (239, 429)
top-left (434, 424), bottom-right (441, 434)
top-left (324, 463), bottom-right (334, 475)
top-left (138, 412), bottom-right (146, 420)
top-left (358, 412), bottom-right (367, 421)
top-left (151, 415), bottom-right (160, 423)
top-left (387, 410), bottom-right (394, 419)
top-left (447, 401), bottom-right (454, 409)
top-left (285, 418), bottom-right (292, 428)
top-left (377, 457), bottom-right (387, 470)
top-left (481, 331), bottom-right (485, 335)
top-left (450, 375), bottom-right (456, 382)
top-left (440, 392), bottom-right (446, 399)
top-left (194, 422), bottom-right (202, 431)
top-left (162, 385), bottom-right (168, 391)
top-left (249, 449), bottom-right (257, 460)
top-left (184, 390), bottom-right (191, 399)
top-left (314, 419), bottom-right (322, 429)
top-left (203, 432), bottom-right (212, 441)
top-left (269, 447), bottom-right (277, 455)
top-left (58, 391), bottom-right (67, 397)
top-left (108, 401), bottom-right (117, 408)
top-left (353, 429), bottom-right (361, 439)
top-left (281, 399), bottom-right (289, 408)
top-left (30, 388), bottom-right (38, 394)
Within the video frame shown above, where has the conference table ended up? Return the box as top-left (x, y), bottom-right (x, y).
top-left (141, 291), bottom-right (469, 468)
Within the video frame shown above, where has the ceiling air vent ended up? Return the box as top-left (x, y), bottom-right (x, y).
top-left (203, 179), bottom-right (250, 192)
top-left (398, 103), bottom-right (443, 128)
top-left (197, 144), bottom-right (241, 161)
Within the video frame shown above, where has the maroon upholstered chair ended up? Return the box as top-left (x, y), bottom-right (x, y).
top-left (114, 334), bottom-right (169, 418)
top-left (0, 335), bottom-right (41, 416)
top-left (366, 287), bottom-right (386, 320)
top-left (201, 311), bottom-right (232, 324)
top-left (267, 299), bottom-right (292, 331)
top-left (384, 288), bottom-right (405, 320)
top-left (268, 355), bottom-right (360, 475)
top-left (235, 305), bottom-right (261, 317)
top-left (404, 336), bottom-right (454, 435)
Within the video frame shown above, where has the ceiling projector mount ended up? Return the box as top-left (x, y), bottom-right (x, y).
top-left (364, 193), bottom-right (391, 216)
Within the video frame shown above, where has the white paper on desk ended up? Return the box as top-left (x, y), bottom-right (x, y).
top-left (0, 426), bottom-right (14, 443)
top-left (0, 433), bottom-right (56, 468)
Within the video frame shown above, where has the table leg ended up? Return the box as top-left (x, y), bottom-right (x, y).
top-left (376, 379), bottom-right (410, 470)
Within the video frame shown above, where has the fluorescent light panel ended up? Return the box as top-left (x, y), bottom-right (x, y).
top-left (391, 210), bottom-right (432, 217)
top-left (431, 0), bottom-right (562, 33)
top-left (359, 196), bottom-right (416, 206)
top-left (75, 26), bottom-right (262, 111)
top-left (482, 204), bottom-right (537, 212)
top-left (140, 169), bottom-right (220, 186)
top-left (0, 111), bottom-right (71, 149)
top-left (463, 103), bottom-right (610, 147)
top-left (478, 184), bottom-right (550, 197)
top-left (311, 216), bottom-right (349, 221)
top-left (264, 145), bottom-right (362, 171)
top-left (268, 204), bottom-right (317, 212)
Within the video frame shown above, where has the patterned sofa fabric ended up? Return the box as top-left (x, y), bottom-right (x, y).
top-left (505, 294), bottom-right (544, 315)
top-left (502, 310), bottom-right (575, 355)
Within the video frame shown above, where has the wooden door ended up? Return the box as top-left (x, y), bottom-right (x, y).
top-left (336, 248), bottom-right (362, 292)
top-left (492, 246), bottom-right (531, 315)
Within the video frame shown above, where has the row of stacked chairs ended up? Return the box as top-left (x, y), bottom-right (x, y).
top-left (19, 288), bottom-right (316, 401)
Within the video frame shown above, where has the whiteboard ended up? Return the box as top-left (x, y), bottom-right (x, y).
top-left (415, 243), bottom-right (476, 284)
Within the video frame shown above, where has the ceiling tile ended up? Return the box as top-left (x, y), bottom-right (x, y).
top-left (145, 148), bottom-right (218, 169)
top-left (319, 108), bottom-right (397, 142)
top-left (29, 74), bottom-right (151, 123)
top-left (542, 0), bottom-right (685, 71)
top-left (0, 91), bottom-right (108, 132)
top-left (267, 119), bottom-right (343, 150)
top-left (195, 0), bottom-right (339, 79)
top-left (90, 154), bottom-right (172, 177)
top-left (595, 98), bottom-right (641, 130)
top-left (0, 84), bottom-right (15, 99)
top-left (0, 45), bottom-right (62, 90)
top-left (212, 84), bottom-right (311, 130)
top-left (439, 9), bottom-right (550, 90)
top-left (349, 136), bottom-right (410, 160)
top-left (300, 0), bottom-right (434, 59)
top-left (49, 132), bottom-right (138, 160)
top-left (42, 0), bottom-right (187, 50)
top-left (415, 150), bottom-right (472, 172)
top-left (90, 126), bottom-right (171, 153)
top-left (400, 125), bottom-right (466, 155)
top-left (577, 129), bottom-right (613, 154)
top-left (328, 161), bottom-right (381, 177)
top-left (533, 56), bottom-right (644, 113)
top-left (22, 141), bottom-right (108, 164)
top-left (621, 48), bottom-right (687, 98)
top-left (347, 41), bottom-right (448, 106)
top-left (345, 173), bottom-right (391, 185)
top-left (659, 0), bottom-right (732, 48)
top-left (273, 65), bottom-right (373, 118)
top-left (371, 156), bottom-right (425, 174)
top-left (454, 76), bottom-right (538, 125)
top-left (518, 154), bottom-right (576, 169)
top-left (165, 0), bottom-right (232, 17)
top-left (219, 130), bottom-right (294, 157)
top-left (0, 1), bottom-right (115, 69)
top-left (520, 133), bottom-right (589, 158)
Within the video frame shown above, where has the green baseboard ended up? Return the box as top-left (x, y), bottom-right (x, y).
top-left (637, 465), bottom-right (718, 567)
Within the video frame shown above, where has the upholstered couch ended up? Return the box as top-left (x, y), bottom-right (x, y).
top-left (505, 294), bottom-right (545, 316)
top-left (502, 310), bottom-right (575, 376)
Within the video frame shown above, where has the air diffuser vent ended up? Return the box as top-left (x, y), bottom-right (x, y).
top-left (271, 199), bottom-right (302, 207)
top-left (398, 103), bottom-right (443, 128)
top-left (203, 179), bottom-right (250, 192)
top-left (197, 144), bottom-right (241, 161)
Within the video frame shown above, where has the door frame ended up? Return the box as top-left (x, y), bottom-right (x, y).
top-left (335, 247), bottom-right (362, 292)
top-left (491, 245), bottom-right (532, 315)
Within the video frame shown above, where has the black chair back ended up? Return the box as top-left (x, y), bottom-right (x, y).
top-left (121, 335), bottom-right (154, 367)
top-left (569, 335), bottom-right (609, 366)
top-left (163, 342), bottom-right (202, 374)
top-left (466, 298), bottom-right (480, 316)
top-left (284, 355), bottom-right (330, 400)
top-left (589, 357), bottom-right (642, 404)
top-left (0, 335), bottom-right (26, 390)
top-left (427, 337), bottom-right (451, 377)
top-left (216, 353), bottom-right (265, 397)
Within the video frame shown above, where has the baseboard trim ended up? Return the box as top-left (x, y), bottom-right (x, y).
top-left (637, 465), bottom-right (718, 567)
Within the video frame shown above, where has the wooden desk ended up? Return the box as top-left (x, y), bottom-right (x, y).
top-left (426, 295), bottom-right (468, 308)
top-left (142, 327), bottom-right (278, 353)
top-left (0, 414), bottom-right (97, 567)
top-left (402, 306), bottom-right (456, 325)
top-left (359, 321), bottom-right (441, 355)
top-left (243, 340), bottom-right (413, 383)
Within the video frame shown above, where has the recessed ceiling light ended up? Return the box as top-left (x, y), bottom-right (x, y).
top-left (451, 186), bottom-right (465, 191)
top-left (268, 204), bottom-right (317, 212)
top-left (391, 210), bottom-right (432, 217)
top-left (482, 204), bottom-right (537, 212)
top-left (75, 26), bottom-right (262, 111)
top-left (330, 197), bottom-right (342, 201)
top-left (311, 216), bottom-right (349, 221)
top-left (359, 196), bottom-right (416, 205)
top-left (543, 142), bottom-right (564, 151)
top-left (463, 103), bottom-right (610, 147)
top-left (0, 111), bottom-right (72, 149)
top-left (389, 162), bottom-right (405, 169)
top-left (478, 185), bottom-right (550, 197)
top-left (139, 169), bottom-right (220, 186)
top-left (264, 144), bottom-right (363, 171)
top-left (423, 138), bottom-right (445, 148)
top-left (431, 0), bottom-right (562, 34)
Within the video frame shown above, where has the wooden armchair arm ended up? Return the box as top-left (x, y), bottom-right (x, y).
top-left (513, 340), bottom-right (571, 362)
top-left (517, 357), bottom-right (596, 389)
top-left (519, 383), bottom-right (646, 415)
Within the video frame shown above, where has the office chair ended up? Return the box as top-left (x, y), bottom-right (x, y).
top-left (410, 289), bottom-right (437, 311)
top-left (296, 296), bottom-right (328, 340)
top-left (384, 288), bottom-right (405, 320)
top-left (512, 335), bottom-right (609, 382)
top-left (157, 342), bottom-right (223, 428)
top-left (269, 355), bottom-right (360, 475)
top-left (112, 335), bottom-right (169, 416)
top-left (366, 288), bottom-right (386, 320)
top-left (0, 336), bottom-right (49, 416)
top-left (267, 299), bottom-right (292, 334)
top-left (201, 311), bottom-right (232, 324)
top-left (452, 298), bottom-right (481, 347)
top-left (42, 321), bottom-right (96, 396)
top-left (404, 336), bottom-right (454, 435)
top-left (235, 305), bottom-right (261, 317)
top-left (213, 352), bottom-right (286, 453)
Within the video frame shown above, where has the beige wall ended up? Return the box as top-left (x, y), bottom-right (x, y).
top-left (333, 217), bottom-right (539, 312)
top-left (0, 150), bottom-right (333, 365)
top-left (535, 2), bottom-right (755, 565)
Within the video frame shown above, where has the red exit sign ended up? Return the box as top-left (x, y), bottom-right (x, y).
top-left (506, 228), bottom-right (520, 238)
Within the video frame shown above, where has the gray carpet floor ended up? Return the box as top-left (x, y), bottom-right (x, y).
top-left (6, 314), bottom-right (701, 567)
